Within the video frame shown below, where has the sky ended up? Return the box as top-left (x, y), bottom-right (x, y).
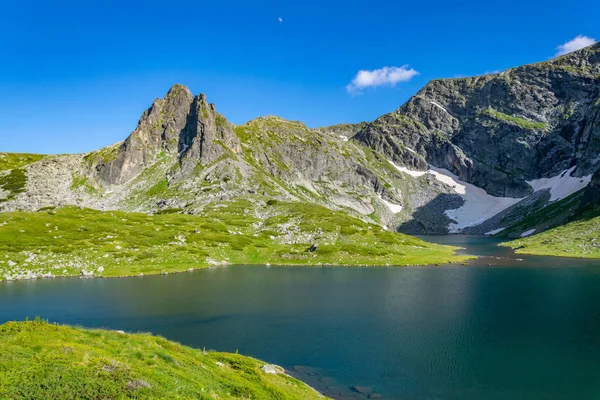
top-left (1, 0), bottom-right (599, 154)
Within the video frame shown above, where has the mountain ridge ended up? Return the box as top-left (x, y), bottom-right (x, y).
top-left (1, 42), bottom-right (599, 239)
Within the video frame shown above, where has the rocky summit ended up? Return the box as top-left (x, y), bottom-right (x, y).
top-left (1, 42), bottom-right (599, 237)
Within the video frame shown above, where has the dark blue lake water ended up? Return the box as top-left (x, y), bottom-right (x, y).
top-left (2, 236), bottom-right (600, 399)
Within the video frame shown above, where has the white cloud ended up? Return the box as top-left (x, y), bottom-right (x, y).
top-left (555, 35), bottom-right (596, 56)
top-left (278, 17), bottom-right (283, 23)
top-left (346, 65), bottom-right (419, 93)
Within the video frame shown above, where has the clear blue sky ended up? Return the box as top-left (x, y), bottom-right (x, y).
top-left (1, 0), bottom-right (598, 154)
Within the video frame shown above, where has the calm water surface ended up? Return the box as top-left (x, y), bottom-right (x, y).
top-left (2, 236), bottom-right (600, 399)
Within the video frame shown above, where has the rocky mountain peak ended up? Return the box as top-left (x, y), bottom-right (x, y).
top-left (354, 42), bottom-right (600, 198)
top-left (166, 83), bottom-right (193, 98)
top-left (89, 86), bottom-right (240, 185)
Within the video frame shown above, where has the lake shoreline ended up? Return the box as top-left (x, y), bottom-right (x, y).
top-left (1, 255), bottom-right (474, 283)
top-left (4, 236), bottom-right (600, 399)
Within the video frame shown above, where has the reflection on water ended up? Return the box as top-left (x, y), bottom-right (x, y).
top-left (2, 236), bottom-right (600, 399)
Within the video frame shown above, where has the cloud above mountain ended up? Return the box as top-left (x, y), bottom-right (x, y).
top-left (346, 66), bottom-right (419, 93)
top-left (555, 35), bottom-right (596, 56)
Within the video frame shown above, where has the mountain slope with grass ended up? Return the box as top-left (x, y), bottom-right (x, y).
top-left (502, 211), bottom-right (600, 258)
top-left (0, 85), bottom-right (458, 233)
top-left (0, 320), bottom-right (327, 400)
top-left (0, 202), bottom-right (471, 281)
top-left (354, 42), bottom-right (600, 234)
top-left (0, 84), bottom-right (474, 277)
top-left (0, 43), bottom-right (598, 261)
top-left (502, 169), bottom-right (600, 258)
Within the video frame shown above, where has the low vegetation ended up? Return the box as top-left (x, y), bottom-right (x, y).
top-left (83, 143), bottom-right (121, 166)
top-left (481, 108), bottom-right (547, 131)
top-left (0, 168), bottom-right (28, 202)
top-left (0, 319), bottom-right (326, 399)
top-left (496, 190), bottom-right (584, 238)
top-left (502, 213), bottom-right (600, 258)
top-left (0, 153), bottom-right (46, 172)
top-left (0, 153), bottom-right (46, 203)
top-left (0, 201), bottom-right (471, 281)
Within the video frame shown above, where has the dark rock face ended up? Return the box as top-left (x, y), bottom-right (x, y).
top-left (178, 94), bottom-right (241, 174)
top-left (580, 167), bottom-right (600, 211)
top-left (398, 193), bottom-right (464, 235)
top-left (355, 43), bottom-right (600, 198)
top-left (92, 85), bottom-right (241, 185)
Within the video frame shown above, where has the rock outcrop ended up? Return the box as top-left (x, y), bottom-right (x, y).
top-left (579, 167), bottom-right (600, 211)
top-left (88, 84), bottom-right (241, 186)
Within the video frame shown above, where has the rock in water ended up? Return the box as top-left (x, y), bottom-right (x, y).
top-left (351, 385), bottom-right (373, 394)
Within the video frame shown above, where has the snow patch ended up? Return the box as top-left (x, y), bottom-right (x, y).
top-left (339, 135), bottom-right (348, 142)
top-left (388, 160), bottom-right (428, 177)
top-left (404, 146), bottom-right (417, 155)
top-left (428, 167), bottom-right (466, 194)
top-left (379, 196), bottom-right (403, 213)
top-left (527, 166), bottom-right (592, 201)
top-left (388, 160), bottom-right (522, 233)
top-left (520, 229), bottom-right (536, 237)
top-left (431, 167), bottom-right (523, 233)
top-left (430, 100), bottom-right (449, 114)
top-left (485, 227), bottom-right (505, 236)
top-left (178, 144), bottom-right (189, 157)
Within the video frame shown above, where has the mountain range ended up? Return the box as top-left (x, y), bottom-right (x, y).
top-left (2, 42), bottom-right (599, 240)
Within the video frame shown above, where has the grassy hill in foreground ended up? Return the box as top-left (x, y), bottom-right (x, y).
top-left (0, 320), bottom-right (327, 399)
top-left (502, 213), bottom-right (600, 258)
top-left (0, 201), bottom-right (471, 280)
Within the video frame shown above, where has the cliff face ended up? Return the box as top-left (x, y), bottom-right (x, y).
top-left (88, 84), bottom-right (241, 186)
top-left (579, 167), bottom-right (600, 211)
top-left (355, 43), bottom-right (600, 198)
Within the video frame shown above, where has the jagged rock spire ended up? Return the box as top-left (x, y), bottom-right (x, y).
top-left (93, 85), bottom-right (240, 185)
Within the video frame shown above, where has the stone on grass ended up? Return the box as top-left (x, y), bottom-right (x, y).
top-left (261, 364), bottom-right (284, 374)
top-left (126, 379), bottom-right (152, 390)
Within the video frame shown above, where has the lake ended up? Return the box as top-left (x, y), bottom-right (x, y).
top-left (2, 236), bottom-right (600, 399)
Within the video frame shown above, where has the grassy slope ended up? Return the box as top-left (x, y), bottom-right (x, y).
top-left (481, 108), bottom-right (547, 131)
top-left (0, 201), bottom-right (471, 280)
top-left (494, 190), bottom-right (585, 238)
top-left (502, 212), bottom-right (600, 258)
top-left (0, 153), bottom-right (47, 203)
top-left (0, 320), bottom-right (326, 400)
top-left (0, 153), bottom-right (46, 172)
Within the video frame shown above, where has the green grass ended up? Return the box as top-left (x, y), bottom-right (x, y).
top-left (83, 143), bottom-right (121, 165)
top-left (0, 320), bottom-right (327, 399)
top-left (502, 213), bottom-right (600, 258)
top-left (71, 174), bottom-right (100, 195)
top-left (0, 168), bottom-right (28, 202)
top-left (0, 201), bottom-right (471, 280)
top-left (0, 153), bottom-right (46, 172)
top-left (497, 190), bottom-right (584, 237)
top-left (481, 108), bottom-right (547, 131)
top-left (0, 153), bottom-right (47, 202)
